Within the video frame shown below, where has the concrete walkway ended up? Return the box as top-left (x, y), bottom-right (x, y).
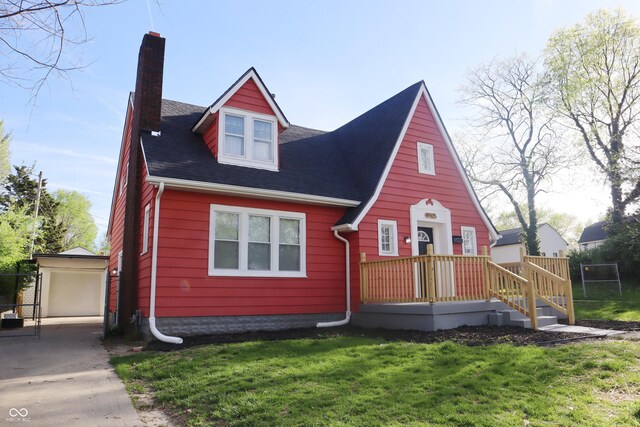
top-left (539, 323), bottom-right (625, 336)
top-left (0, 317), bottom-right (141, 426)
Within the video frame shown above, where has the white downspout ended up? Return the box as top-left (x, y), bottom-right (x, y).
top-left (317, 230), bottom-right (351, 327)
top-left (149, 182), bottom-right (183, 344)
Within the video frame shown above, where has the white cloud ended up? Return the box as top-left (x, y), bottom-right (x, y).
top-left (14, 141), bottom-right (117, 164)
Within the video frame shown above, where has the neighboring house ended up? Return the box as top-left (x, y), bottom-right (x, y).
top-left (107, 33), bottom-right (498, 341)
top-left (578, 221), bottom-right (608, 250)
top-left (30, 247), bottom-right (108, 317)
top-left (491, 224), bottom-right (568, 264)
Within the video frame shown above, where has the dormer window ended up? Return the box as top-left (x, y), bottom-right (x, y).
top-left (218, 107), bottom-right (278, 171)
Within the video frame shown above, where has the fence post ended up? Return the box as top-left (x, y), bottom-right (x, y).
top-left (427, 244), bottom-right (436, 302)
top-left (521, 246), bottom-right (538, 329)
top-left (482, 246), bottom-right (491, 300)
top-left (360, 252), bottom-right (367, 303)
top-left (559, 250), bottom-right (575, 325)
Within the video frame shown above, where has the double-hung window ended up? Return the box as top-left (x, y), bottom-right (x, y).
top-left (378, 219), bottom-right (398, 256)
top-left (417, 142), bottom-right (435, 175)
top-left (461, 226), bottom-right (477, 256)
top-left (141, 204), bottom-right (150, 255)
top-left (210, 205), bottom-right (305, 277)
top-left (218, 107), bottom-right (278, 171)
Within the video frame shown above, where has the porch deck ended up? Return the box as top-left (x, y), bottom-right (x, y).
top-left (357, 247), bottom-right (574, 330)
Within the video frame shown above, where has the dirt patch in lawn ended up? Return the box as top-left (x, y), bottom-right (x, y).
top-left (144, 324), bottom-right (605, 352)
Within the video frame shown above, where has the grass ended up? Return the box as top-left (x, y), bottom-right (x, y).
top-left (572, 278), bottom-right (640, 321)
top-left (112, 337), bottom-right (640, 426)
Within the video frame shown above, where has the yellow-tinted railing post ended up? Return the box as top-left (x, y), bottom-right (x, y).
top-left (521, 247), bottom-right (538, 329)
top-left (482, 246), bottom-right (491, 300)
top-left (427, 244), bottom-right (436, 302)
top-left (360, 252), bottom-right (367, 303)
top-left (559, 250), bottom-right (575, 325)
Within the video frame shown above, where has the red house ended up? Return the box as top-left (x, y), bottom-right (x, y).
top-left (107, 33), bottom-right (540, 344)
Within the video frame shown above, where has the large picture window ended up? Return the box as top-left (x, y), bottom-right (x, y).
top-left (218, 107), bottom-right (278, 171)
top-left (209, 205), bottom-right (306, 277)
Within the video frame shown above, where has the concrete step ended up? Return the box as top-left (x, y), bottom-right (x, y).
top-left (537, 315), bottom-right (558, 328)
top-left (509, 317), bottom-right (531, 329)
top-left (494, 309), bottom-right (558, 329)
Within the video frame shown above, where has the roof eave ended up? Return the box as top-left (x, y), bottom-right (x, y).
top-left (146, 175), bottom-right (361, 208)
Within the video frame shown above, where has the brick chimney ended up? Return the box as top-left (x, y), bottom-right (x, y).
top-left (134, 32), bottom-right (165, 132)
top-left (119, 32), bottom-right (165, 332)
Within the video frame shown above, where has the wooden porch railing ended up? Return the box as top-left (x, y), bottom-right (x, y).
top-left (523, 249), bottom-right (575, 325)
top-left (359, 246), bottom-right (575, 329)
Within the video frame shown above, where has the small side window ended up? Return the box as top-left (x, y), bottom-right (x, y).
top-left (378, 220), bottom-right (398, 256)
top-left (141, 204), bottom-right (150, 255)
top-left (417, 142), bottom-right (435, 175)
top-left (461, 226), bottom-right (477, 256)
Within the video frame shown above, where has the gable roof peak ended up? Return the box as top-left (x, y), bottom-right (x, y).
top-left (192, 67), bottom-right (289, 134)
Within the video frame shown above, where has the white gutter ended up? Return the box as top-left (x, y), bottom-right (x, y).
top-left (149, 182), bottom-right (183, 344)
top-left (331, 223), bottom-right (356, 232)
top-left (317, 230), bottom-right (351, 327)
top-left (146, 175), bottom-right (361, 208)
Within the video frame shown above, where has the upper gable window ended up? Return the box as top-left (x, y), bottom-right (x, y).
top-left (218, 107), bottom-right (278, 171)
top-left (417, 142), bottom-right (435, 175)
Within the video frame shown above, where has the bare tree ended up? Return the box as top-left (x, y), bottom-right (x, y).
top-left (545, 9), bottom-right (640, 226)
top-left (459, 55), bottom-right (568, 256)
top-left (0, 0), bottom-right (121, 101)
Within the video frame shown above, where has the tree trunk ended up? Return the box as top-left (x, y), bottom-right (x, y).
top-left (608, 138), bottom-right (625, 226)
top-left (523, 159), bottom-right (541, 256)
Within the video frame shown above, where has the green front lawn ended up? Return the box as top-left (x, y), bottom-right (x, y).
top-left (112, 337), bottom-right (640, 426)
top-left (573, 279), bottom-right (640, 321)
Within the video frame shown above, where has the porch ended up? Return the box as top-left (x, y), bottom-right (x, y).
top-left (354, 246), bottom-right (575, 330)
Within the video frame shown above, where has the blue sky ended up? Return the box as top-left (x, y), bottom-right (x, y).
top-left (3, 0), bottom-right (640, 241)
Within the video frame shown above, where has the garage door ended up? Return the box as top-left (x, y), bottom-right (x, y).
top-left (48, 271), bottom-right (102, 316)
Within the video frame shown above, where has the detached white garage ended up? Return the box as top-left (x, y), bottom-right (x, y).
top-left (34, 248), bottom-right (108, 317)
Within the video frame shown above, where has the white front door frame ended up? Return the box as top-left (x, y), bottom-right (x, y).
top-left (410, 198), bottom-right (453, 256)
top-left (410, 198), bottom-right (455, 298)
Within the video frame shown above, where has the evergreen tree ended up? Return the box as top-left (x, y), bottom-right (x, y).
top-left (0, 165), bottom-right (65, 254)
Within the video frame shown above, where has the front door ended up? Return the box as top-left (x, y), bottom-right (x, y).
top-left (418, 227), bottom-right (434, 254)
top-left (417, 226), bottom-right (434, 298)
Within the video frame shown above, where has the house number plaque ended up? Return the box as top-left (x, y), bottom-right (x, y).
top-left (424, 213), bottom-right (437, 220)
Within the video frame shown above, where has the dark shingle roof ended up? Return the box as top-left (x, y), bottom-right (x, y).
top-left (279, 125), bottom-right (327, 144)
top-left (493, 227), bottom-right (523, 247)
top-left (141, 82), bottom-right (422, 226)
top-left (578, 221), bottom-right (608, 244)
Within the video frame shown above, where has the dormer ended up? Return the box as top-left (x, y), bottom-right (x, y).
top-left (192, 68), bottom-right (289, 172)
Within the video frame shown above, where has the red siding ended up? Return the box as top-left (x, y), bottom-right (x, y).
top-left (202, 111), bottom-right (219, 158)
top-left (225, 78), bottom-right (274, 116)
top-left (136, 166), bottom-right (156, 315)
top-left (150, 190), bottom-right (347, 318)
top-left (355, 96), bottom-right (491, 295)
top-left (108, 102), bottom-right (134, 312)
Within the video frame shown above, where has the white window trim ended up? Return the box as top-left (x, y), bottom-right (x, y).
top-left (217, 106), bottom-right (279, 172)
top-left (209, 204), bottom-right (306, 277)
top-left (461, 226), bottom-right (477, 256)
top-left (141, 204), bottom-right (150, 255)
top-left (417, 142), bottom-right (435, 175)
top-left (378, 219), bottom-right (398, 256)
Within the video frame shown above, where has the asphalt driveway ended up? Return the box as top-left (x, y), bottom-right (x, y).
top-left (0, 317), bottom-right (140, 426)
